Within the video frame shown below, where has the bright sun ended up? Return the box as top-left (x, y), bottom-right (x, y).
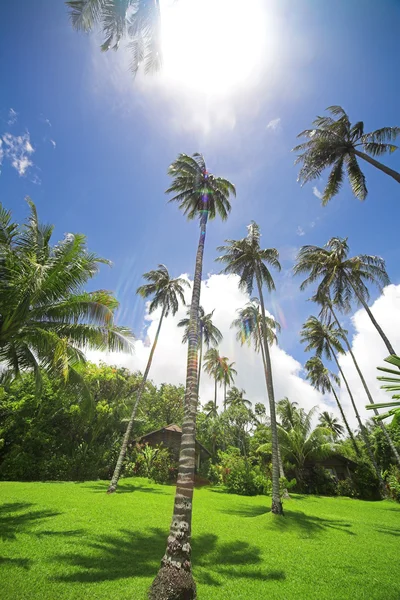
top-left (160, 0), bottom-right (267, 95)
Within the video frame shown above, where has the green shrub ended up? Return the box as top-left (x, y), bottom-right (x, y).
top-left (352, 460), bottom-right (381, 501)
top-left (217, 447), bottom-right (269, 496)
top-left (385, 465), bottom-right (400, 502)
top-left (336, 478), bottom-right (356, 498)
top-left (307, 466), bottom-right (338, 496)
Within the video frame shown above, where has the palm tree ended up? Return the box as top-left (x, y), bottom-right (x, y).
top-left (300, 316), bottom-right (383, 484)
top-left (367, 355), bottom-right (400, 421)
top-left (276, 398), bottom-right (299, 429)
top-left (202, 400), bottom-right (218, 418)
top-left (150, 153), bottom-right (235, 598)
top-left (293, 105), bottom-right (400, 203)
top-left (278, 406), bottom-right (332, 477)
top-left (232, 299), bottom-right (280, 351)
top-left (107, 264), bottom-right (188, 493)
top-left (315, 293), bottom-right (400, 466)
top-left (318, 411), bottom-right (345, 439)
top-left (0, 200), bottom-right (133, 394)
top-left (304, 356), bottom-right (359, 455)
top-left (66, 0), bottom-right (162, 75)
top-left (294, 237), bottom-right (396, 355)
top-left (178, 306), bottom-right (222, 399)
top-left (219, 357), bottom-right (237, 410)
top-left (225, 387), bottom-right (251, 409)
top-left (217, 221), bottom-right (283, 515)
top-left (203, 347), bottom-right (222, 413)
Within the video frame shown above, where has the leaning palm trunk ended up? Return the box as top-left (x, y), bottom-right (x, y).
top-left (329, 345), bottom-right (384, 488)
top-left (329, 304), bottom-right (400, 466)
top-left (353, 149), bottom-right (400, 185)
top-left (149, 214), bottom-right (208, 599)
top-left (349, 282), bottom-right (396, 355)
top-left (107, 306), bottom-right (166, 494)
top-left (330, 385), bottom-right (360, 457)
top-left (256, 272), bottom-right (283, 515)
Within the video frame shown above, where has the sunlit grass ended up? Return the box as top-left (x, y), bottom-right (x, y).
top-left (1, 478), bottom-right (400, 599)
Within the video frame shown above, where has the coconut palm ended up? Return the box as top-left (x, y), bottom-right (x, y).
top-left (314, 293), bottom-right (400, 466)
top-left (294, 237), bottom-right (396, 355)
top-left (225, 387), bottom-right (251, 409)
top-left (276, 397), bottom-right (299, 429)
top-left (300, 316), bottom-right (383, 483)
top-left (178, 306), bottom-right (222, 399)
top-left (232, 299), bottom-right (280, 351)
top-left (219, 357), bottom-right (237, 410)
top-left (202, 400), bottom-right (218, 418)
top-left (150, 153), bottom-right (235, 598)
top-left (66, 0), bottom-right (161, 75)
top-left (107, 264), bottom-right (188, 493)
top-left (293, 105), bottom-right (400, 203)
top-left (278, 406), bottom-right (332, 475)
top-left (304, 356), bottom-right (359, 455)
top-left (203, 347), bottom-right (222, 413)
top-left (216, 221), bottom-right (283, 515)
top-left (318, 411), bottom-right (345, 439)
top-left (367, 355), bottom-right (400, 421)
top-left (0, 199), bottom-right (133, 394)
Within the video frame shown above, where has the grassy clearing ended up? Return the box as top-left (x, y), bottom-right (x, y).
top-left (1, 478), bottom-right (400, 599)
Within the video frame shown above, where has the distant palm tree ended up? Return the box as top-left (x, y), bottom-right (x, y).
top-left (203, 347), bottom-right (222, 412)
top-left (318, 411), bottom-right (345, 439)
top-left (293, 105), bottom-right (400, 203)
top-left (294, 237), bottom-right (396, 355)
top-left (225, 387), bottom-right (251, 409)
top-left (66, 0), bottom-right (162, 75)
top-left (276, 397), bottom-right (299, 429)
top-left (150, 153), bottom-right (235, 598)
top-left (0, 200), bottom-right (133, 394)
top-left (232, 299), bottom-right (280, 351)
top-left (219, 357), bottom-right (237, 410)
top-left (107, 264), bottom-right (188, 493)
top-left (178, 306), bottom-right (222, 399)
top-left (203, 400), bottom-right (218, 418)
top-left (217, 221), bottom-right (283, 515)
top-left (300, 316), bottom-right (383, 484)
top-left (304, 356), bottom-right (359, 455)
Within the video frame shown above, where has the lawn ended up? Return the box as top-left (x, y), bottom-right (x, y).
top-left (1, 478), bottom-right (400, 599)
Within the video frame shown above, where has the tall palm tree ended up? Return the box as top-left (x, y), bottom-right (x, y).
top-left (225, 386), bottom-right (251, 409)
top-left (276, 397), bottom-right (299, 429)
top-left (315, 293), bottom-right (400, 466)
top-left (318, 411), bottom-right (345, 439)
top-left (0, 200), bottom-right (133, 394)
top-left (219, 357), bottom-right (237, 410)
top-left (216, 221), bottom-right (283, 515)
top-left (150, 153), bottom-right (235, 598)
top-left (66, 0), bottom-right (162, 75)
top-left (294, 237), bottom-right (396, 355)
top-left (232, 299), bottom-right (280, 351)
top-left (300, 316), bottom-right (383, 484)
top-left (304, 356), bottom-right (359, 455)
top-left (178, 306), bottom-right (222, 399)
top-left (203, 347), bottom-right (222, 413)
top-left (107, 264), bottom-right (188, 493)
top-left (293, 105), bottom-right (400, 203)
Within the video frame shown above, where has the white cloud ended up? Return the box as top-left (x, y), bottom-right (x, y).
top-left (312, 186), bottom-right (323, 199)
top-left (7, 108), bottom-right (18, 126)
top-left (87, 273), bottom-right (329, 418)
top-left (50, 139), bottom-right (56, 149)
top-left (1, 132), bottom-right (34, 176)
top-left (337, 284), bottom-right (400, 427)
top-left (296, 226), bottom-right (305, 236)
top-left (266, 117), bottom-right (281, 130)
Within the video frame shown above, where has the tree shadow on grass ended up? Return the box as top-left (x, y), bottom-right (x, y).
top-left (375, 526), bottom-right (400, 537)
top-left (85, 482), bottom-right (169, 495)
top-left (270, 509), bottom-right (356, 538)
top-left (220, 505), bottom-right (271, 518)
top-left (51, 528), bottom-right (285, 587)
top-left (0, 502), bottom-right (60, 541)
top-left (0, 556), bottom-right (31, 569)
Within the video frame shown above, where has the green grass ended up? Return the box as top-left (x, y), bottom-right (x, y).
top-left (1, 478), bottom-right (400, 599)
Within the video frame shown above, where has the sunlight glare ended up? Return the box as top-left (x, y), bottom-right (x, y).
top-left (161, 0), bottom-right (267, 95)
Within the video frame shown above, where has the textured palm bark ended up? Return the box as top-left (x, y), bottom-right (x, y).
top-left (330, 348), bottom-right (385, 489)
top-left (354, 149), bottom-right (400, 185)
top-left (256, 272), bottom-right (283, 515)
top-left (149, 213), bottom-right (208, 600)
top-left (329, 304), bottom-right (400, 466)
top-left (107, 306), bottom-right (166, 494)
top-left (349, 283), bottom-right (396, 356)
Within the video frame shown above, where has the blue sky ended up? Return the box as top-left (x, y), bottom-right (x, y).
top-left (1, 0), bottom-right (399, 373)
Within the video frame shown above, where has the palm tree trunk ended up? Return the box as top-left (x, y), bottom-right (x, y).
top-left (349, 282), bottom-right (396, 355)
top-left (330, 346), bottom-right (384, 488)
top-left (330, 386), bottom-right (360, 457)
top-left (224, 380), bottom-right (227, 411)
top-left (256, 271), bottom-right (283, 515)
top-left (107, 306), bottom-right (166, 494)
top-left (354, 149), bottom-right (400, 185)
top-left (329, 304), bottom-right (400, 466)
top-left (214, 378), bottom-right (217, 413)
top-left (150, 214), bottom-right (208, 599)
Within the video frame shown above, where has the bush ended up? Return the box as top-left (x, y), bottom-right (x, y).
top-left (352, 460), bottom-right (381, 501)
top-left (307, 466), bottom-right (338, 496)
top-left (385, 465), bottom-right (400, 502)
top-left (336, 478), bottom-right (356, 498)
top-left (217, 447), bottom-right (270, 496)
